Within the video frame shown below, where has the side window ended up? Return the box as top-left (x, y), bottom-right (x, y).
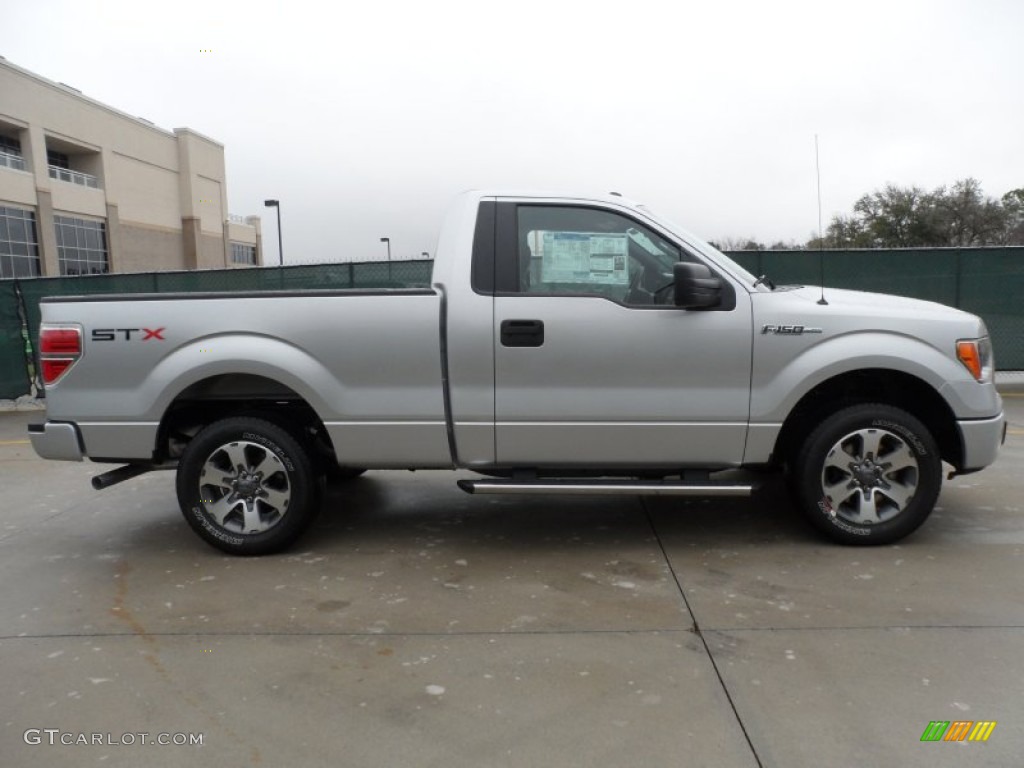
top-left (517, 206), bottom-right (683, 306)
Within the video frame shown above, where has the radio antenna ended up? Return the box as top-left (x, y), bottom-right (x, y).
top-left (815, 134), bottom-right (828, 305)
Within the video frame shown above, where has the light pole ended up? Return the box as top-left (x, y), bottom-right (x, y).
top-left (264, 199), bottom-right (283, 266)
top-left (380, 237), bottom-right (391, 281)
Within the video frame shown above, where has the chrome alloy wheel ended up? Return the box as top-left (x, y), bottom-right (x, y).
top-left (820, 427), bottom-right (919, 525)
top-left (198, 440), bottom-right (291, 534)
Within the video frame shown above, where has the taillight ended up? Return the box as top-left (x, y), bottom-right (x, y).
top-left (42, 359), bottom-right (76, 383)
top-left (40, 328), bottom-right (81, 355)
top-left (39, 325), bottom-right (82, 386)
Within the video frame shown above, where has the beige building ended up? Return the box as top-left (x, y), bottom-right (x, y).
top-left (0, 57), bottom-right (261, 278)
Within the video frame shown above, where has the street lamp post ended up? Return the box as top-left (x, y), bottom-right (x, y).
top-left (264, 199), bottom-right (283, 266)
top-left (380, 237), bottom-right (391, 282)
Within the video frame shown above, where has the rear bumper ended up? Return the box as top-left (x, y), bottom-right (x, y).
top-left (957, 412), bottom-right (1005, 472)
top-left (28, 421), bottom-right (85, 462)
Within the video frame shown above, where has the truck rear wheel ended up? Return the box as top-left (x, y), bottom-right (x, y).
top-left (792, 404), bottom-right (941, 545)
top-left (176, 416), bottom-right (318, 555)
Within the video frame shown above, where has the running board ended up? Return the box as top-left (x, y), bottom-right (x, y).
top-left (457, 479), bottom-right (753, 497)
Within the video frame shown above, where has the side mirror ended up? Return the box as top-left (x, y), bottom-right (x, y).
top-left (674, 262), bottom-right (722, 309)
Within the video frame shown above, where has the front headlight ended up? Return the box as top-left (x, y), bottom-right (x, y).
top-left (956, 336), bottom-right (994, 382)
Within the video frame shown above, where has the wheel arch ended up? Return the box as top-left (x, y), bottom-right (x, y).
top-left (774, 368), bottom-right (963, 470)
top-left (156, 372), bottom-right (337, 464)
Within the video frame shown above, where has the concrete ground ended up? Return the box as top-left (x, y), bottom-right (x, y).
top-left (1, 391), bottom-right (1022, 767)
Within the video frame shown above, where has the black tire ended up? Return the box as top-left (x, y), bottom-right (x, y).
top-left (176, 416), bottom-right (319, 555)
top-left (792, 403), bottom-right (941, 545)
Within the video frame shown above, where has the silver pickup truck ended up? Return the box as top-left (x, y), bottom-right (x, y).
top-left (29, 191), bottom-right (1005, 554)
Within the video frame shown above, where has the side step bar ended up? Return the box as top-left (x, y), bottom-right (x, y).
top-left (457, 479), bottom-right (753, 497)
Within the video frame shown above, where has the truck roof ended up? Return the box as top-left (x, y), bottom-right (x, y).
top-left (465, 189), bottom-right (646, 210)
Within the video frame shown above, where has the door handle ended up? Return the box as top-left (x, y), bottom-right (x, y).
top-left (501, 319), bottom-right (544, 347)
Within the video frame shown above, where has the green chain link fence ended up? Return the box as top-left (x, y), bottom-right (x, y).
top-left (0, 280), bottom-right (30, 399)
top-left (0, 249), bottom-right (1021, 400)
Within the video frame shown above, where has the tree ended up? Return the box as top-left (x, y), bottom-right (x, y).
top-left (822, 214), bottom-right (871, 248)
top-left (935, 178), bottom-right (1008, 246)
top-left (809, 179), bottom-right (1022, 248)
top-left (1001, 188), bottom-right (1024, 245)
top-left (851, 184), bottom-right (945, 247)
top-left (712, 237), bottom-right (765, 251)
top-left (716, 180), bottom-right (1022, 250)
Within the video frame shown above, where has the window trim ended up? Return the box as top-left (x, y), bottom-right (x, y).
top-left (469, 201), bottom-right (497, 295)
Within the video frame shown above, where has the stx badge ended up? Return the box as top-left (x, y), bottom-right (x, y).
top-left (92, 328), bottom-right (166, 341)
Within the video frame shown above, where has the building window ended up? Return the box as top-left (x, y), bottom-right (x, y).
top-left (47, 149), bottom-right (70, 169)
top-left (231, 242), bottom-right (257, 265)
top-left (0, 136), bottom-right (26, 171)
top-left (0, 206), bottom-right (41, 278)
top-left (54, 215), bottom-right (108, 275)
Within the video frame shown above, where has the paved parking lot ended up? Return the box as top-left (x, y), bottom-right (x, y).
top-left (1, 390), bottom-right (1022, 767)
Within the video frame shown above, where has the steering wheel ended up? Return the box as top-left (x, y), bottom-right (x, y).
top-left (626, 265), bottom-right (646, 304)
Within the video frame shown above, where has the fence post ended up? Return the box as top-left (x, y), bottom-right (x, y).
top-left (954, 249), bottom-right (962, 308)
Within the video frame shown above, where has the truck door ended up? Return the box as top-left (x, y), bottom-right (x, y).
top-left (492, 202), bottom-right (752, 468)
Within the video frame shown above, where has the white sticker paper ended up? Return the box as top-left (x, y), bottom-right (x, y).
top-left (541, 232), bottom-right (629, 285)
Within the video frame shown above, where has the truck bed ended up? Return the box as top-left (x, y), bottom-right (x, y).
top-left (39, 288), bottom-right (451, 467)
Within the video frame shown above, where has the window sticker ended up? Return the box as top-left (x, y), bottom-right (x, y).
top-left (540, 232), bottom-right (629, 286)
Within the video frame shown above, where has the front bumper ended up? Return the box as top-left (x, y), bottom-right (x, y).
top-left (28, 421), bottom-right (85, 462)
top-left (957, 412), bottom-right (1005, 472)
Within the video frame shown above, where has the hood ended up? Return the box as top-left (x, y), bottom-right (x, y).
top-left (781, 285), bottom-right (979, 325)
top-left (752, 285), bottom-right (988, 352)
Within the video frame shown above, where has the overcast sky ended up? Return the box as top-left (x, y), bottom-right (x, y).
top-left (2, 0), bottom-right (1022, 263)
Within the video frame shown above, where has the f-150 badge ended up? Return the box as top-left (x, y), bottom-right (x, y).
top-left (761, 324), bottom-right (823, 335)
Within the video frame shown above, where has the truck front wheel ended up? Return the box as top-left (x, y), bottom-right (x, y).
top-left (176, 416), bottom-right (319, 555)
top-left (793, 404), bottom-right (942, 545)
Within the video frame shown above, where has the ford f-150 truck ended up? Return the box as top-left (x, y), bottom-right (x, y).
top-left (29, 191), bottom-right (1006, 555)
